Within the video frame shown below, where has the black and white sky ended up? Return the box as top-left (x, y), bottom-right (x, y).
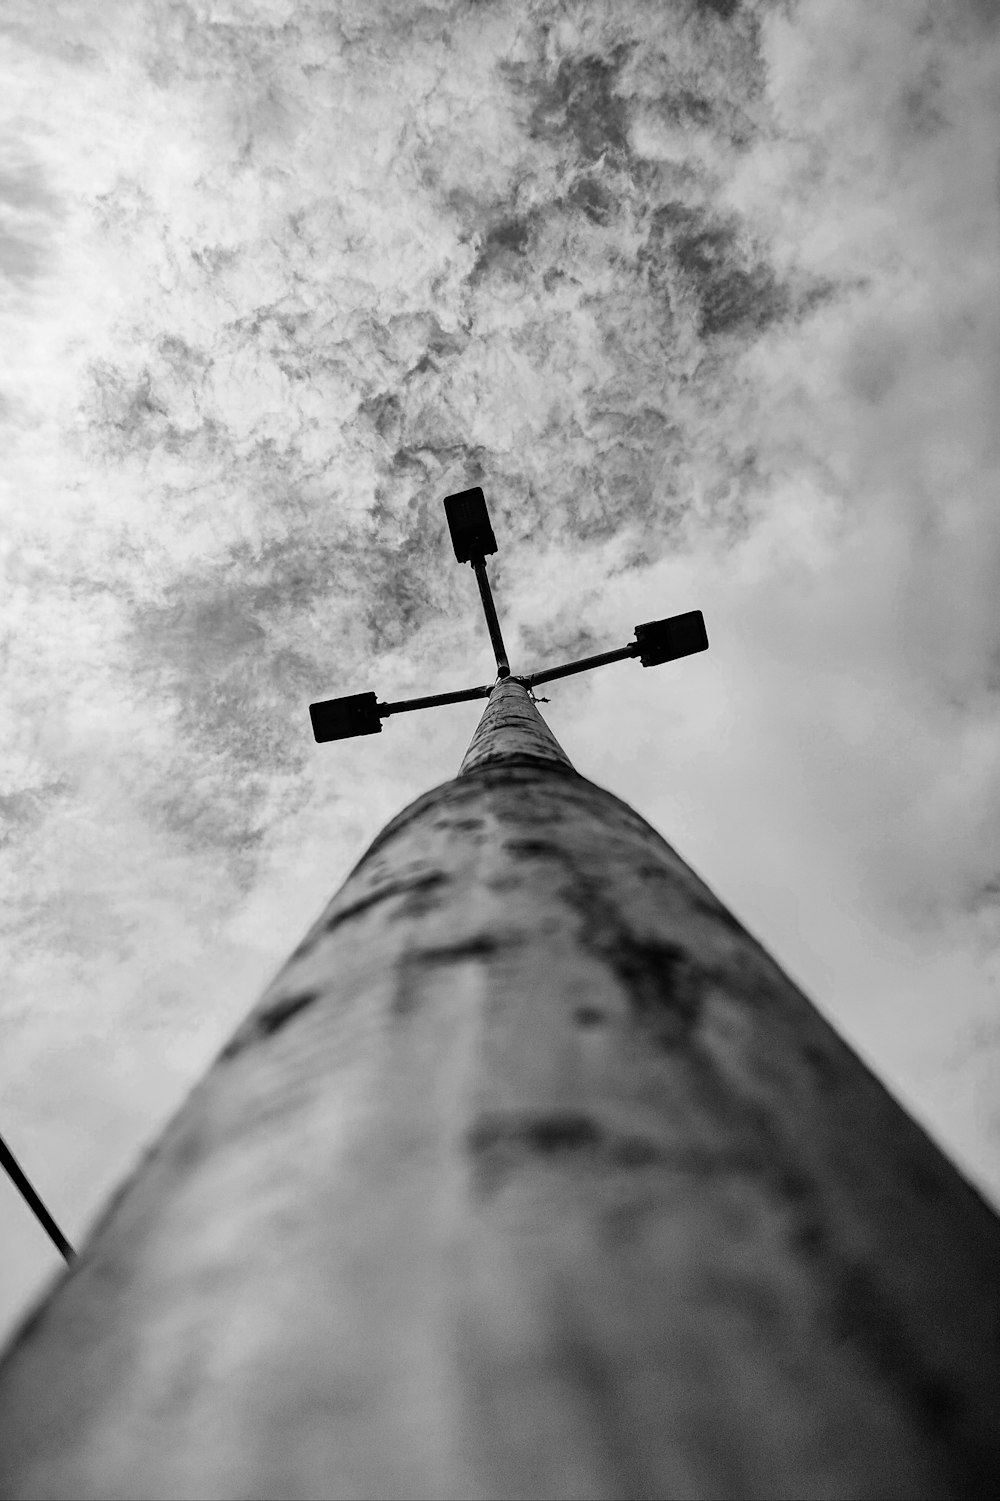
top-left (2, 0), bottom-right (999, 1342)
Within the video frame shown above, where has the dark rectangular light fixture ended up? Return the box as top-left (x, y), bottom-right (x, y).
top-left (634, 610), bottom-right (709, 667)
top-left (443, 487), bottom-right (497, 563)
top-left (309, 691), bottom-right (382, 742)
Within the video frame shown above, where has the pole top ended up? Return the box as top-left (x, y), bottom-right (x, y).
top-left (308, 488), bottom-right (707, 744)
top-left (459, 678), bottom-right (574, 776)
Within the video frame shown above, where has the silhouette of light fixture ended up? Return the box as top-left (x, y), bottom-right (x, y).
top-left (443, 486), bottom-right (497, 562)
top-left (444, 486), bottom-right (509, 679)
top-left (309, 692), bottom-right (382, 744)
top-left (635, 610), bottom-right (709, 666)
top-left (309, 491), bottom-right (708, 741)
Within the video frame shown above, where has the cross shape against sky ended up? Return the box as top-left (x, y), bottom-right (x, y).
top-left (309, 488), bottom-right (709, 742)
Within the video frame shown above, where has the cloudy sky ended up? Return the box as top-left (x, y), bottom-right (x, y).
top-left (2, 0), bottom-right (999, 1344)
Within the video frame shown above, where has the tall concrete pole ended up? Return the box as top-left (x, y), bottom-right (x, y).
top-left (0, 679), bottom-right (998, 1500)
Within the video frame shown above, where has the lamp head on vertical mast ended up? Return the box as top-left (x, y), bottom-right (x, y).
top-left (442, 486), bottom-right (497, 562)
top-left (308, 489), bottom-right (708, 741)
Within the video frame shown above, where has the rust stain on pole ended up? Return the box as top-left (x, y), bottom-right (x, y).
top-left (0, 682), bottom-right (998, 1500)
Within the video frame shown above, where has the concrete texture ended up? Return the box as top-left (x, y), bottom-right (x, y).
top-left (459, 677), bottom-right (573, 775)
top-left (0, 682), bottom-right (997, 1499)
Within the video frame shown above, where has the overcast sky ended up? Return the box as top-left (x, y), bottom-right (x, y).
top-left (2, 0), bottom-right (999, 1345)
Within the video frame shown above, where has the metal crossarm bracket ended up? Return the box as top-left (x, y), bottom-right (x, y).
top-left (309, 490), bottom-right (708, 742)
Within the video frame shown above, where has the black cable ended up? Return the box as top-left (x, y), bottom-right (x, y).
top-left (0, 1131), bottom-right (74, 1261)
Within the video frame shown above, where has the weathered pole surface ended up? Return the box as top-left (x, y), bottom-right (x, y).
top-left (0, 679), bottom-right (998, 1500)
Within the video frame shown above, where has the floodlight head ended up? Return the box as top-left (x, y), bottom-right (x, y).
top-left (309, 691), bottom-right (382, 742)
top-left (634, 610), bottom-right (709, 667)
top-left (443, 487), bottom-right (497, 563)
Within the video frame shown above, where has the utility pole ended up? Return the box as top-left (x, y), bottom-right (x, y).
top-left (0, 490), bottom-right (997, 1500)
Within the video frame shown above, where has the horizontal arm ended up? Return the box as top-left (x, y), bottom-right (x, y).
top-left (379, 682), bottom-right (495, 717)
top-left (516, 642), bottom-right (639, 691)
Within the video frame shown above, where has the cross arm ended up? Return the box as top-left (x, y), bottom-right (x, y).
top-left (310, 682), bottom-right (494, 742)
top-left (517, 610), bottom-right (709, 692)
top-left (517, 642), bottom-right (639, 690)
top-left (380, 683), bottom-right (495, 716)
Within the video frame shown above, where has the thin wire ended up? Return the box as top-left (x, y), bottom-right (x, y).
top-left (0, 1131), bottom-right (74, 1261)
